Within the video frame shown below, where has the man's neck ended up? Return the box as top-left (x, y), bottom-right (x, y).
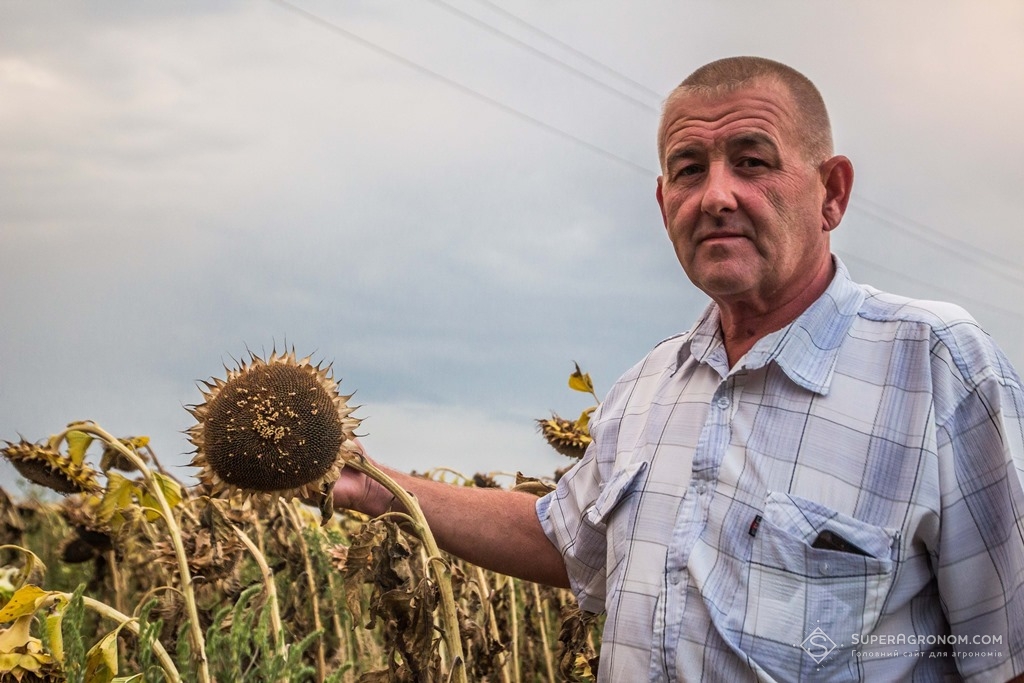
top-left (717, 258), bottom-right (836, 368)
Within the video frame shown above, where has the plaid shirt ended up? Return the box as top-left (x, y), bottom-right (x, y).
top-left (538, 257), bottom-right (1024, 682)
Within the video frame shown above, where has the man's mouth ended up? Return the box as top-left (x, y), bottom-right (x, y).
top-left (698, 232), bottom-right (747, 245)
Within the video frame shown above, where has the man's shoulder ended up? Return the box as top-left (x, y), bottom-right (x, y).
top-left (857, 285), bottom-right (978, 330)
top-left (855, 285), bottom-right (993, 358)
top-left (852, 284), bottom-right (1018, 392)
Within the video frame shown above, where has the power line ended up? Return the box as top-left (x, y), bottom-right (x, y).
top-left (433, 3), bottom-right (1022, 287)
top-left (839, 251), bottom-right (1024, 322)
top-left (267, 0), bottom-right (656, 178)
top-left (849, 197), bottom-right (1024, 287)
top-left (422, 0), bottom-right (659, 112)
top-left (466, 0), bottom-right (664, 100)
top-left (269, 0), bottom-right (1023, 296)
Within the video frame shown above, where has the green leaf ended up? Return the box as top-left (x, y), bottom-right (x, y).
top-left (151, 472), bottom-right (182, 510)
top-left (98, 473), bottom-right (139, 531)
top-left (136, 490), bottom-right (164, 523)
top-left (65, 431), bottom-right (94, 467)
top-left (568, 362), bottom-right (595, 395)
top-left (43, 598), bottom-right (68, 664)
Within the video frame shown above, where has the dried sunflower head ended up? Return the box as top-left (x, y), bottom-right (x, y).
top-left (0, 615), bottom-right (63, 683)
top-left (99, 436), bottom-right (150, 472)
top-left (0, 487), bottom-right (24, 547)
top-left (153, 526), bottom-right (242, 582)
top-left (536, 414), bottom-right (592, 460)
top-left (58, 494), bottom-right (114, 563)
top-left (1, 439), bottom-right (100, 495)
top-left (187, 348), bottom-right (360, 519)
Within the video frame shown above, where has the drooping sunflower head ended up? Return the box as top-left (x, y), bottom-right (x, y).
top-left (187, 348), bottom-right (360, 514)
top-left (536, 413), bottom-right (592, 460)
top-left (59, 494), bottom-right (114, 564)
top-left (0, 487), bottom-right (24, 547)
top-left (1, 439), bottom-right (101, 495)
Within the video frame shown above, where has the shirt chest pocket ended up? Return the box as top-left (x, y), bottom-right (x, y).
top-left (738, 492), bottom-right (899, 680)
top-left (584, 461), bottom-right (649, 587)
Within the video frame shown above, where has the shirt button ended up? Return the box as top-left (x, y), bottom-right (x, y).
top-left (696, 484), bottom-right (707, 494)
top-left (820, 562), bottom-right (831, 575)
top-left (716, 396), bottom-right (730, 409)
top-left (670, 572), bottom-right (680, 585)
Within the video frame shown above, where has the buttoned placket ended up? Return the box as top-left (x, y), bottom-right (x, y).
top-left (659, 367), bottom-right (744, 680)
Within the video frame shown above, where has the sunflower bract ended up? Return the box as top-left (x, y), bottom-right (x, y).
top-left (1, 440), bottom-right (100, 495)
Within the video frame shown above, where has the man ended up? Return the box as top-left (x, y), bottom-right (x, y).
top-left (334, 56), bottom-right (1024, 681)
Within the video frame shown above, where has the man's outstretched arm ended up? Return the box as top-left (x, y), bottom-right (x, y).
top-left (332, 447), bottom-right (571, 589)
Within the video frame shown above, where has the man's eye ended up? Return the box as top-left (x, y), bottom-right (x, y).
top-left (676, 164), bottom-right (703, 177)
top-left (737, 157), bottom-right (767, 168)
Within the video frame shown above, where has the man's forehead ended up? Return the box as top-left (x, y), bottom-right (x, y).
top-left (661, 84), bottom-right (797, 149)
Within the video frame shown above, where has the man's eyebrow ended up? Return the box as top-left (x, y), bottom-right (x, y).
top-left (664, 145), bottom-right (703, 169)
top-left (727, 132), bottom-right (779, 153)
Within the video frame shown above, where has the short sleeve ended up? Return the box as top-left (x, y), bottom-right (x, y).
top-left (537, 442), bottom-right (609, 613)
top-left (936, 365), bottom-right (1024, 680)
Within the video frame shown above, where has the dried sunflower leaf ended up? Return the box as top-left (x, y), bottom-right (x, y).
top-left (84, 627), bottom-right (121, 682)
top-left (64, 431), bottom-right (93, 467)
top-left (0, 615), bottom-right (35, 652)
top-left (0, 546), bottom-right (44, 591)
top-left (124, 436), bottom-right (149, 449)
top-left (568, 362), bottom-right (595, 395)
top-left (0, 585), bottom-right (50, 622)
top-left (575, 406), bottom-right (595, 433)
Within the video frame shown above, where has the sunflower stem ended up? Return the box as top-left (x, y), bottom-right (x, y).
top-left (341, 452), bottom-right (468, 683)
top-left (233, 526), bottom-right (288, 668)
top-left (531, 581), bottom-right (556, 683)
top-left (51, 421), bottom-right (212, 683)
top-left (105, 549), bottom-right (127, 616)
top-left (474, 565), bottom-right (512, 683)
top-left (280, 499), bottom-right (326, 683)
top-left (507, 574), bottom-right (521, 683)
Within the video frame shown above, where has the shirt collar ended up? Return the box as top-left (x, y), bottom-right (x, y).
top-left (676, 256), bottom-right (865, 395)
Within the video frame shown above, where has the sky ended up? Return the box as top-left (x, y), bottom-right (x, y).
top-left (2, 0), bottom-right (1023, 491)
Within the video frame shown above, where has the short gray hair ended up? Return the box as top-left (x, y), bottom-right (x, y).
top-left (657, 56), bottom-right (834, 169)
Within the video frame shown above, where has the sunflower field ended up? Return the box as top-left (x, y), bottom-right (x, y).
top-left (0, 355), bottom-right (603, 683)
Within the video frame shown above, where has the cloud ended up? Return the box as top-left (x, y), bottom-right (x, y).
top-left (350, 399), bottom-right (572, 480)
top-left (1, 1), bottom-right (1023, 493)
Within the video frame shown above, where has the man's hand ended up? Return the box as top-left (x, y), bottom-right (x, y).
top-left (332, 438), bottom-right (394, 517)
top-left (330, 439), bottom-right (570, 589)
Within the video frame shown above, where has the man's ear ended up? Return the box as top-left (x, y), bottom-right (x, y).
top-left (656, 176), bottom-right (668, 226)
top-left (819, 155), bottom-right (854, 232)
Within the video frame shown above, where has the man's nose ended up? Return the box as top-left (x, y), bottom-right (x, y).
top-left (700, 162), bottom-right (738, 216)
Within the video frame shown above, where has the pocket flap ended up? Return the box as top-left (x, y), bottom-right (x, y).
top-left (586, 461), bottom-right (648, 526)
top-left (764, 491), bottom-right (898, 560)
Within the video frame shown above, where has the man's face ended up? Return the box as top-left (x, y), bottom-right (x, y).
top-left (656, 81), bottom-right (834, 311)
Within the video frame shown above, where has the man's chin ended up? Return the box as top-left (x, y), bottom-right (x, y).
top-left (687, 262), bottom-right (758, 299)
